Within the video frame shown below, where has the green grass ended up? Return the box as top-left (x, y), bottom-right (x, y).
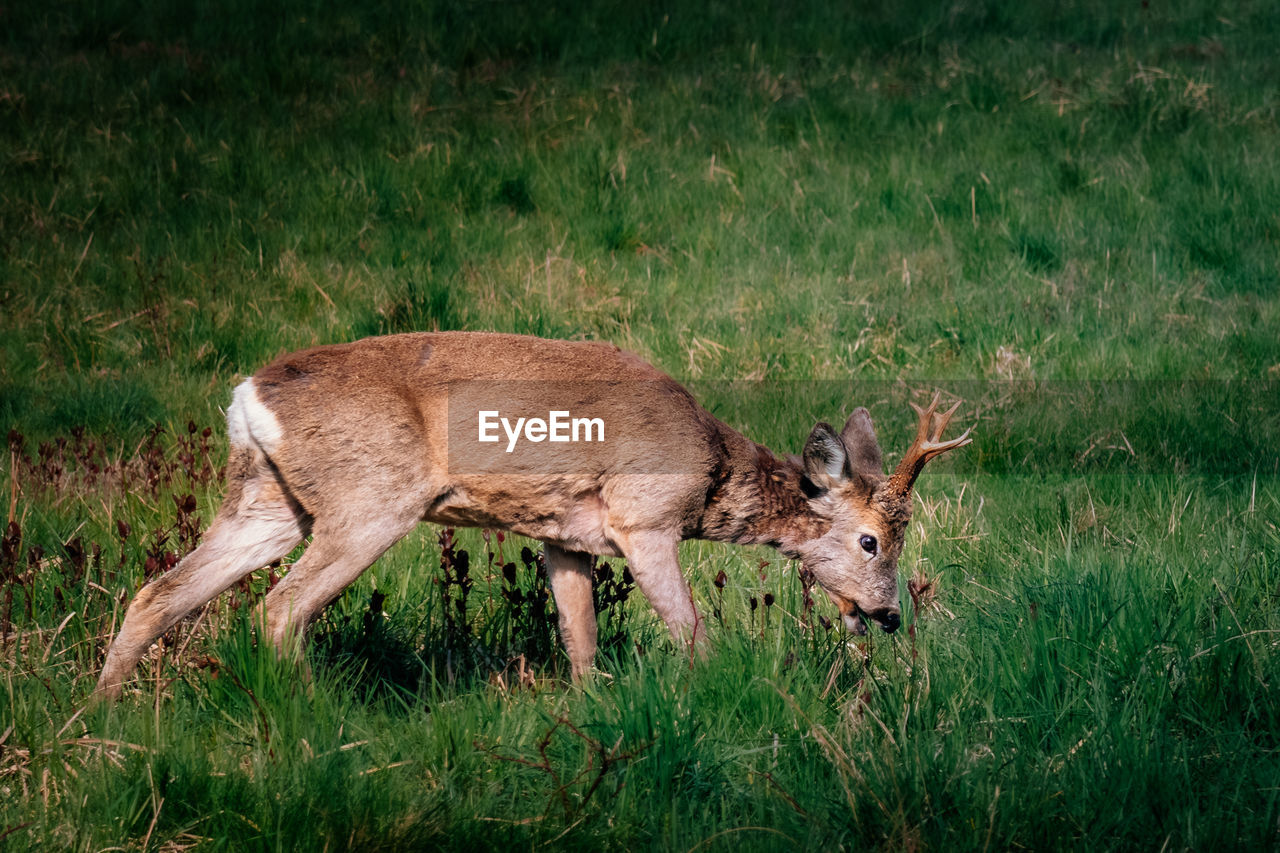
top-left (2, 0), bottom-right (1279, 848)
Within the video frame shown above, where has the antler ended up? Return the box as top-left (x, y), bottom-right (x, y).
top-left (885, 393), bottom-right (973, 500)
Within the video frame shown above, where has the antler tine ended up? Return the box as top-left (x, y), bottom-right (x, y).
top-left (923, 400), bottom-right (971, 452)
top-left (930, 399), bottom-right (962, 439)
top-left (907, 393), bottom-right (941, 448)
top-left (886, 394), bottom-right (973, 499)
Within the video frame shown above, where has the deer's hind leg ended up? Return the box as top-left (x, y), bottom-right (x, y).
top-left (96, 449), bottom-right (308, 699)
top-left (259, 510), bottom-right (422, 654)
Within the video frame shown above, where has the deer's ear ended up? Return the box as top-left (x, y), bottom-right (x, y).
top-left (839, 408), bottom-right (884, 486)
top-left (803, 422), bottom-right (848, 491)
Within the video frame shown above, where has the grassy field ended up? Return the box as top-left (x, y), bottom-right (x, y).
top-left (2, 0), bottom-right (1279, 848)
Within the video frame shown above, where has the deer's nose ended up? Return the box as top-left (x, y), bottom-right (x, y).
top-left (870, 608), bottom-right (901, 634)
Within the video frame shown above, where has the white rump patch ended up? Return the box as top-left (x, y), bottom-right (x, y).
top-left (227, 378), bottom-right (284, 455)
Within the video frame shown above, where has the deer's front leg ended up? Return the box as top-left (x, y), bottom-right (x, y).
top-left (544, 544), bottom-right (597, 679)
top-left (617, 531), bottom-right (705, 654)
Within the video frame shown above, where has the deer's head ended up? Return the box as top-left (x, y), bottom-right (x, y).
top-left (795, 395), bottom-right (971, 635)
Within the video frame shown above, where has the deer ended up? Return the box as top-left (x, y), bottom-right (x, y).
top-left (95, 332), bottom-right (971, 699)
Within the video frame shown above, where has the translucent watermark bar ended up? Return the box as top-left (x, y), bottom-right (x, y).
top-left (444, 379), bottom-right (1279, 478)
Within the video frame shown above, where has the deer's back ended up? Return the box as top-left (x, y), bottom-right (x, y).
top-left (239, 332), bottom-right (731, 546)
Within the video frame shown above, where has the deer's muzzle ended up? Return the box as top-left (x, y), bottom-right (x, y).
top-left (833, 595), bottom-right (901, 635)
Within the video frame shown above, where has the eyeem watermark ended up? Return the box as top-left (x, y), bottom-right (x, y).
top-left (447, 379), bottom-right (671, 474)
top-left (478, 410), bottom-right (605, 452)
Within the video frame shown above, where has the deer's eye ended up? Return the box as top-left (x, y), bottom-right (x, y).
top-left (859, 534), bottom-right (878, 555)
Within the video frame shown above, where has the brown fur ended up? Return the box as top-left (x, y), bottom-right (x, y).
top-left (95, 332), bottom-right (969, 698)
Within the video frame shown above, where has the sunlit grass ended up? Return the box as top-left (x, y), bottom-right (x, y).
top-left (2, 0), bottom-right (1278, 848)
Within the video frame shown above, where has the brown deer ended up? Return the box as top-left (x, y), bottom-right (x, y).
top-left (95, 332), bottom-right (971, 698)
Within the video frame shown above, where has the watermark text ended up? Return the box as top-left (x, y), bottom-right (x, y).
top-left (478, 410), bottom-right (605, 452)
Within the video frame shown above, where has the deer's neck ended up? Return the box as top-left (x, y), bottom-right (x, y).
top-left (693, 430), bottom-right (828, 555)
